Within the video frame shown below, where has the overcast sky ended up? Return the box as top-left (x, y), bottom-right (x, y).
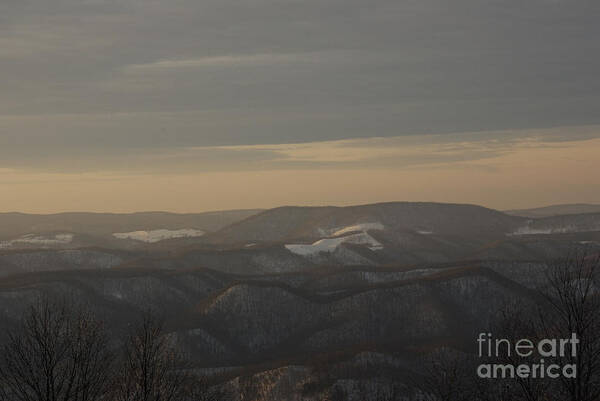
top-left (1, 0), bottom-right (600, 212)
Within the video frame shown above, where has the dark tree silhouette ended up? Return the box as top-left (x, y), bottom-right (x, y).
top-left (422, 250), bottom-right (600, 401)
top-left (0, 297), bottom-right (112, 401)
top-left (536, 251), bottom-right (600, 401)
top-left (113, 313), bottom-right (190, 401)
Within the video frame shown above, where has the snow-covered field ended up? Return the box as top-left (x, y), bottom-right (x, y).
top-left (0, 233), bottom-right (74, 249)
top-left (289, 222), bottom-right (385, 256)
top-left (510, 226), bottom-right (569, 235)
top-left (286, 232), bottom-right (383, 256)
top-left (112, 229), bottom-right (205, 243)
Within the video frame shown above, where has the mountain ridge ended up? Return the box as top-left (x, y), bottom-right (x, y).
top-left (506, 203), bottom-right (600, 218)
top-left (206, 202), bottom-right (526, 244)
top-left (0, 209), bottom-right (263, 239)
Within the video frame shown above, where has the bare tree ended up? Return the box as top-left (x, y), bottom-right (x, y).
top-left (420, 250), bottom-right (600, 401)
top-left (0, 297), bottom-right (112, 401)
top-left (480, 251), bottom-right (600, 401)
top-left (479, 305), bottom-right (554, 401)
top-left (537, 251), bottom-right (600, 401)
top-left (113, 313), bottom-right (190, 401)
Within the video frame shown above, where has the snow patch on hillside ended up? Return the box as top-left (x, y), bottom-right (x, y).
top-left (510, 217), bottom-right (600, 236)
top-left (329, 222), bottom-right (384, 237)
top-left (510, 226), bottom-right (574, 235)
top-left (113, 229), bottom-right (205, 243)
top-left (0, 233), bottom-right (74, 249)
top-left (512, 227), bottom-right (561, 235)
top-left (286, 232), bottom-right (383, 256)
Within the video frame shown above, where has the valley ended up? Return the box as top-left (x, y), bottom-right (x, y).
top-left (0, 202), bottom-right (599, 400)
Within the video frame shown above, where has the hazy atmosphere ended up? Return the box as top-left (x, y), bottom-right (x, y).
top-left (2, 0), bottom-right (600, 212)
top-left (2, 3), bottom-right (600, 400)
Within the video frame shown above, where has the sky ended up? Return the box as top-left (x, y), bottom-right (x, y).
top-left (1, 0), bottom-right (599, 213)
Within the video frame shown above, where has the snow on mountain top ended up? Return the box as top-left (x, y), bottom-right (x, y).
top-left (286, 232), bottom-right (383, 256)
top-left (0, 233), bottom-right (74, 249)
top-left (113, 229), bottom-right (205, 243)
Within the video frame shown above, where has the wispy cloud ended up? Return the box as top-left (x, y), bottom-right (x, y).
top-left (3, 125), bottom-right (595, 174)
top-left (122, 51), bottom-right (340, 73)
top-left (206, 125), bottom-right (600, 170)
top-left (1, 124), bottom-right (598, 174)
top-left (3, 133), bottom-right (600, 213)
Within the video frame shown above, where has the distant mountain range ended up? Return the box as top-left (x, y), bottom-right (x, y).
top-left (3, 202), bottom-right (599, 243)
top-left (1, 201), bottom-right (599, 269)
top-left (1, 201), bottom-right (599, 400)
top-left (0, 209), bottom-right (262, 240)
top-left (506, 203), bottom-right (600, 218)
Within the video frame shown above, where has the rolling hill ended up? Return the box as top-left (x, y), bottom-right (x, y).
top-left (506, 203), bottom-right (600, 218)
top-left (206, 202), bottom-right (526, 244)
top-left (0, 209), bottom-right (262, 240)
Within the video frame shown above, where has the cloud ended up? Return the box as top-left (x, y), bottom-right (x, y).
top-left (121, 52), bottom-right (328, 73)
top-left (1, 125), bottom-right (598, 174)
top-left (3, 135), bottom-right (600, 213)
top-left (0, 0), bottom-right (599, 163)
